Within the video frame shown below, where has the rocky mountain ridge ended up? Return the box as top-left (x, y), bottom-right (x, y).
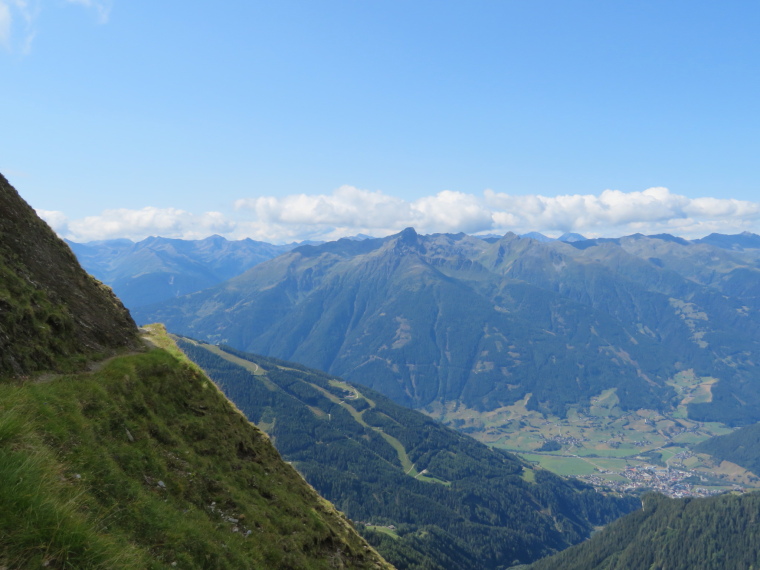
top-left (136, 227), bottom-right (760, 425)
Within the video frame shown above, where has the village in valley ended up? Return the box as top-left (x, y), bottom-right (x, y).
top-left (431, 375), bottom-right (760, 499)
top-left (576, 463), bottom-right (740, 499)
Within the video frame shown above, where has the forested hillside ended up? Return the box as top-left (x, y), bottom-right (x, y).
top-left (176, 338), bottom-right (639, 569)
top-left (137, 228), bottom-right (760, 425)
top-left (528, 492), bottom-right (760, 570)
top-left (696, 423), bottom-right (760, 477)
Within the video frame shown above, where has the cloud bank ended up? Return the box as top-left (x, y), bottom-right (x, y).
top-left (39, 186), bottom-right (760, 244)
top-left (38, 207), bottom-right (235, 243)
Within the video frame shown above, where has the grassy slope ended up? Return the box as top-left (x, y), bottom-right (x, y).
top-left (0, 326), bottom-right (390, 569)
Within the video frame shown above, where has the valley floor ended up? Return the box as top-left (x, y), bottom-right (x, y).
top-left (427, 374), bottom-right (760, 498)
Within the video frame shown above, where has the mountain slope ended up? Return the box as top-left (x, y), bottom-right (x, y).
top-left (694, 231), bottom-right (760, 252)
top-left (0, 174), bottom-right (138, 377)
top-left (175, 338), bottom-right (639, 569)
top-left (0, 327), bottom-right (389, 569)
top-left (528, 492), bottom-right (760, 570)
top-left (695, 423), bottom-right (760, 478)
top-left (137, 229), bottom-right (760, 425)
top-left (0, 174), bottom-right (389, 569)
top-left (67, 235), bottom-right (299, 310)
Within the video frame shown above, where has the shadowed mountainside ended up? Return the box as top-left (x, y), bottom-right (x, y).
top-left (0, 174), bottom-right (138, 377)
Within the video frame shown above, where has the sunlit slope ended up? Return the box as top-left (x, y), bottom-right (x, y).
top-left (176, 338), bottom-right (639, 570)
top-left (138, 229), bottom-right (760, 425)
top-left (0, 327), bottom-right (390, 569)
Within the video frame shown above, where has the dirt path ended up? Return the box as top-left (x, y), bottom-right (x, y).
top-left (32, 338), bottom-right (154, 384)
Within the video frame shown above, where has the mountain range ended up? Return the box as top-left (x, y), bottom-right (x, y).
top-left (67, 235), bottom-right (304, 309)
top-left (65, 231), bottom-right (592, 312)
top-left (135, 227), bottom-right (760, 426)
top-left (695, 421), bottom-right (760, 477)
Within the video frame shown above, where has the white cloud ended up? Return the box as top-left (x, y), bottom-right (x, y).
top-left (0, 3), bottom-right (11, 50)
top-left (0, 0), bottom-right (109, 53)
top-left (64, 0), bottom-right (111, 24)
top-left (413, 190), bottom-right (493, 234)
top-left (236, 186), bottom-right (409, 227)
top-left (0, 0), bottom-right (37, 54)
top-left (42, 186), bottom-right (760, 244)
top-left (685, 196), bottom-right (760, 219)
top-left (36, 209), bottom-right (69, 234)
top-left (484, 187), bottom-right (760, 237)
top-left (44, 207), bottom-right (235, 242)
top-left (235, 186), bottom-right (495, 237)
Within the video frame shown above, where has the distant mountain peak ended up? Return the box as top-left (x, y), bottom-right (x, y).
top-left (497, 231), bottom-right (520, 242)
top-left (399, 226), bottom-right (418, 239)
top-left (558, 232), bottom-right (587, 243)
top-left (694, 232), bottom-right (760, 251)
top-left (521, 231), bottom-right (553, 242)
top-left (646, 233), bottom-right (690, 245)
top-left (393, 227), bottom-right (425, 253)
top-left (344, 233), bottom-right (375, 241)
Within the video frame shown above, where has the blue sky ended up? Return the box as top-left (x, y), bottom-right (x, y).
top-left (2, 1), bottom-right (759, 243)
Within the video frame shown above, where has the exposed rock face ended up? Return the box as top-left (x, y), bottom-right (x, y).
top-left (0, 173), bottom-right (138, 377)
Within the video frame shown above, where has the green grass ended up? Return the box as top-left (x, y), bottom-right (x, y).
top-left (191, 340), bottom-right (267, 377)
top-left (573, 447), bottom-right (639, 458)
top-left (700, 422), bottom-right (735, 437)
top-left (521, 468), bottom-right (536, 482)
top-left (0, 341), bottom-right (388, 569)
top-left (312, 379), bottom-right (450, 485)
top-left (0, 391), bottom-right (147, 569)
top-left (520, 454), bottom-right (599, 477)
top-left (670, 432), bottom-right (703, 446)
top-left (365, 526), bottom-right (400, 540)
